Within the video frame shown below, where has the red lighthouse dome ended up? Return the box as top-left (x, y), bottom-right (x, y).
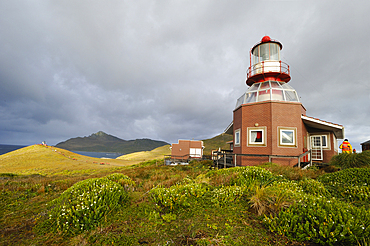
top-left (246, 36), bottom-right (290, 86)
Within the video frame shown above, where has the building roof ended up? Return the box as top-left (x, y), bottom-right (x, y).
top-left (224, 121), bottom-right (233, 135)
top-left (361, 140), bottom-right (370, 145)
top-left (301, 115), bottom-right (344, 139)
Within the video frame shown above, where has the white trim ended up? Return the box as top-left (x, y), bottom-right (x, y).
top-left (247, 127), bottom-right (266, 146)
top-left (234, 129), bottom-right (241, 147)
top-left (301, 115), bottom-right (343, 129)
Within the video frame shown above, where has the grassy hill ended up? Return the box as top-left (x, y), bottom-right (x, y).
top-left (55, 131), bottom-right (169, 154)
top-left (117, 145), bottom-right (171, 161)
top-left (0, 146), bottom-right (369, 245)
top-left (202, 133), bottom-right (233, 155)
top-left (0, 144), bottom-right (139, 176)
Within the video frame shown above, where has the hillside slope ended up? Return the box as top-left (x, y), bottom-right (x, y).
top-left (202, 133), bottom-right (233, 155)
top-left (55, 131), bottom-right (169, 153)
top-left (0, 145), bottom-right (139, 175)
top-left (117, 145), bottom-right (171, 161)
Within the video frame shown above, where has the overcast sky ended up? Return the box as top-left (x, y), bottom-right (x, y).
top-left (0, 1), bottom-right (369, 151)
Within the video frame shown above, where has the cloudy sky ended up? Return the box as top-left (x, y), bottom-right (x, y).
top-left (0, 1), bottom-right (369, 151)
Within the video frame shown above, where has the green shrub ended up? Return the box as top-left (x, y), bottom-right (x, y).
top-left (316, 168), bottom-right (370, 205)
top-left (43, 178), bottom-right (129, 234)
top-left (207, 166), bottom-right (285, 187)
top-left (318, 168), bottom-right (370, 187)
top-left (264, 196), bottom-right (370, 245)
top-left (105, 173), bottom-right (136, 190)
top-left (211, 185), bottom-right (247, 207)
top-left (298, 179), bottom-right (330, 198)
top-left (150, 182), bottom-right (211, 212)
top-left (330, 151), bottom-right (370, 169)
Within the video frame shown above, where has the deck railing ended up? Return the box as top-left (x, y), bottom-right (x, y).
top-left (212, 149), bottom-right (312, 169)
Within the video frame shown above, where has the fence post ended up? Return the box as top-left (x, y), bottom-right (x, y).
top-left (234, 154), bottom-right (237, 167)
top-left (224, 152), bottom-right (226, 169)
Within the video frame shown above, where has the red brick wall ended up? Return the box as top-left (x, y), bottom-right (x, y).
top-left (233, 101), bottom-right (307, 166)
top-left (171, 140), bottom-right (203, 159)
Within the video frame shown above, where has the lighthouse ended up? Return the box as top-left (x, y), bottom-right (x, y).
top-left (225, 36), bottom-right (344, 166)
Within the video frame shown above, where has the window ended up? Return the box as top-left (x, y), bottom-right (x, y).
top-left (234, 129), bottom-right (241, 147)
top-left (310, 135), bottom-right (329, 149)
top-left (278, 127), bottom-right (297, 147)
top-left (190, 148), bottom-right (202, 158)
top-left (248, 127), bottom-right (266, 146)
top-left (321, 135), bottom-right (328, 148)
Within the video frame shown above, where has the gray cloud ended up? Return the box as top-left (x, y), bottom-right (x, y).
top-left (0, 1), bottom-right (369, 151)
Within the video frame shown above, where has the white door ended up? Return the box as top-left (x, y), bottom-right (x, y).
top-left (310, 136), bottom-right (323, 161)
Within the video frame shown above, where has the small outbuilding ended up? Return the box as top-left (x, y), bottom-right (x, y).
top-left (361, 140), bottom-right (370, 152)
top-left (170, 140), bottom-right (204, 159)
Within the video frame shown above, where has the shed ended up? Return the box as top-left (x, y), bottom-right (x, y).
top-left (361, 140), bottom-right (370, 152)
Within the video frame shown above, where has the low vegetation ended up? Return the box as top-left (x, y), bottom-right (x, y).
top-left (0, 148), bottom-right (369, 245)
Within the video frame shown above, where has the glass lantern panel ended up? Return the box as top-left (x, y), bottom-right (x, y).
top-left (249, 83), bottom-right (260, 91)
top-left (252, 47), bottom-right (260, 65)
top-left (258, 89), bottom-right (270, 101)
top-left (271, 89), bottom-right (284, 101)
top-left (259, 43), bottom-right (270, 61)
top-left (260, 81), bottom-right (270, 89)
top-left (245, 92), bottom-right (257, 103)
top-left (270, 81), bottom-right (281, 88)
top-left (285, 90), bottom-right (299, 102)
top-left (281, 82), bottom-right (294, 90)
top-left (270, 43), bottom-right (280, 61)
top-left (235, 94), bottom-right (245, 108)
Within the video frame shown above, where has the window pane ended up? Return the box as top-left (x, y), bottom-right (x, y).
top-left (235, 131), bottom-right (240, 145)
top-left (259, 43), bottom-right (270, 61)
top-left (236, 94), bottom-right (245, 108)
top-left (258, 89), bottom-right (270, 101)
top-left (270, 81), bottom-right (281, 88)
top-left (245, 92), bottom-right (257, 103)
top-left (249, 83), bottom-right (260, 91)
top-left (270, 43), bottom-right (280, 60)
top-left (260, 81), bottom-right (270, 89)
top-left (322, 136), bottom-right (327, 147)
top-left (281, 130), bottom-right (294, 144)
top-left (271, 89), bottom-right (283, 100)
top-left (285, 91), bottom-right (299, 101)
top-left (251, 130), bottom-right (263, 143)
top-left (281, 83), bottom-right (294, 90)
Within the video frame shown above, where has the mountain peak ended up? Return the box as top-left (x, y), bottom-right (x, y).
top-left (92, 131), bottom-right (107, 137)
top-left (55, 132), bottom-right (169, 153)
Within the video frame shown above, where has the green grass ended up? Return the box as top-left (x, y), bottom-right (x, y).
top-left (1, 147), bottom-right (369, 245)
top-left (0, 145), bottom-right (140, 176)
top-left (117, 145), bottom-right (171, 161)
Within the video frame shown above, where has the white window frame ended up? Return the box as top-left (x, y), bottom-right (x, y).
top-left (310, 134), bottom-right (330, 149)
top-left (278, 127), bottom-right (297, 147)
top-left (190, 148), bottom-right (202, 158)
top-left (247, 127), bottom-right (266, 146)
top-left (321, 135), bottom-right (328, 148)
top-left (234, 129), bottom-right (241, 147)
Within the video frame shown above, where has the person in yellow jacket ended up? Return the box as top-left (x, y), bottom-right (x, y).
top-left (339, 139), bottom-right (353, 153)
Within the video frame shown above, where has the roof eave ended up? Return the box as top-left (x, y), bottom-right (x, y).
top-left (301, 115), bottom-right (344, 139)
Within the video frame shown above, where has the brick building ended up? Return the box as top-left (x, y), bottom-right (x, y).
top-left (170, 140), bottom-right (204, 160)
top-left (225, 36), bottom-right (344, 166)
top-left (361, 140), bottom-right (370, 152)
